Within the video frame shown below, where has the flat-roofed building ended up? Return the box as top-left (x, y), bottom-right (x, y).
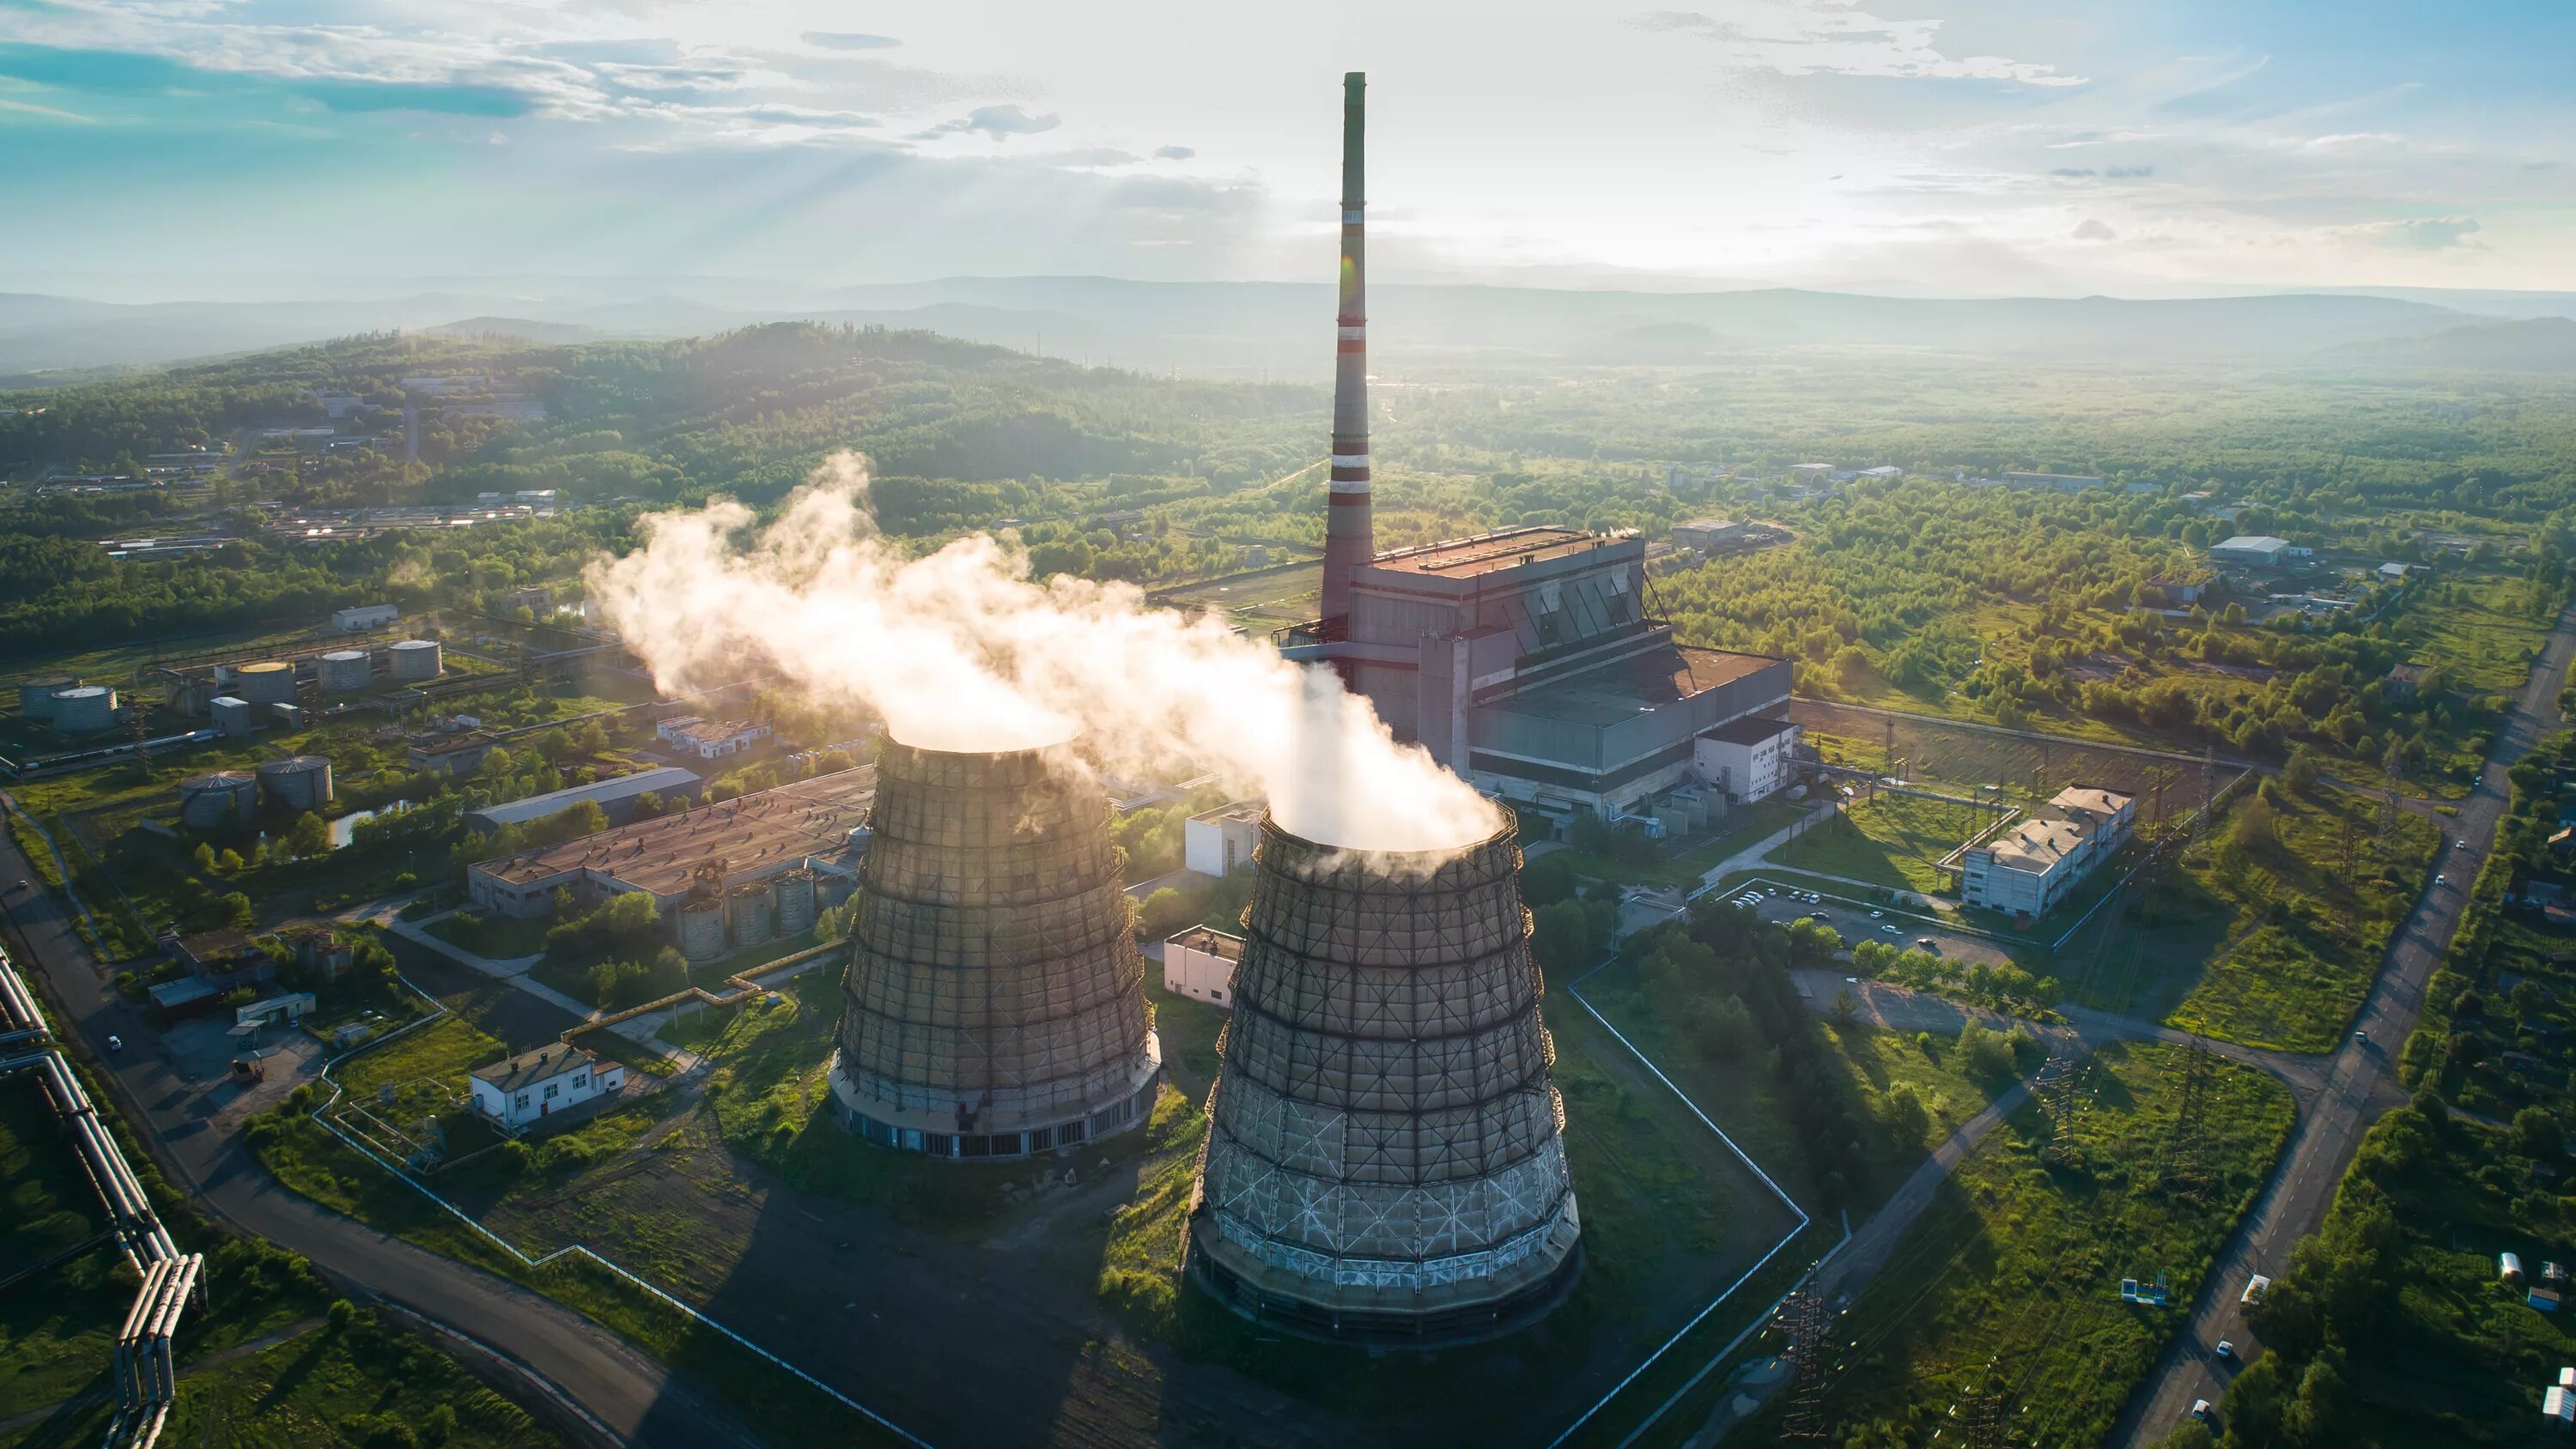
top-left (2209, 534), bottom-right (2312, 567)
top-left (1693, 715), bottom-right (1801, 801)
top-left (1162, 927), bottom-right (1242, 1009)
top-left (465, 767), bottom-right (873, 922)
top-left (1671, 518), bottom-right (1750, 552)
top-left (1286, 526), bottom-right (1789, 820)
top-left (465, 766), bottom-right (703, 834)
top-left (332, 603), bottom-right (399, 632)
top-left (408, 731), bottom-right (501, 778)
top-left (1182, 800), bottom-right (1264, 877)
top-left (1960, 785), bottom-right (2136, 919)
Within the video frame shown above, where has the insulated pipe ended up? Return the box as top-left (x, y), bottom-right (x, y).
top-left (1316, 70), bottom-right (1375, 636)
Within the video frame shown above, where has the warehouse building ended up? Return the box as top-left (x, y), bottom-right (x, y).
top-left (332, 603), bottom-right (399, 632)
top-left (2208, 534), bottom-right (2312, 568)
top-left (465, 767), bottom-right (872, 922)
top-left (464, 766), bottom-right (703, 834)
top-left (1182, 800), bottom-right (1264, 877)
top-left (1960, 786), bottom-right (2136, 919)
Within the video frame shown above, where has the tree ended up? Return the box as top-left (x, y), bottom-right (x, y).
top-left (1530, 900), bottom-right (1596, 972)
top-left (216, 891), bottom-right (254, 928)
top-left (192, 841), bottom-right (218, 873)
top-left (2514, 1105), bottom-right (2561, 1159)
top-left (283, 811), bottom-right (331, 861)
top-left (2283, 745), bottom-right (2321, 793)
top-left (1884, 1082), bottom-right (1930, 1146)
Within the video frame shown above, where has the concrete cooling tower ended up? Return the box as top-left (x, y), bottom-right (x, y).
top-left (1186, 811), bottom-right (1583, 1344)
top-left (828, 740), bottom-right (1161, 1159)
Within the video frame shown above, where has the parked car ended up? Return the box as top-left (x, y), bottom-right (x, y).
top-left (1916, 937), bottom-right (1937, 949)
top-left (1869, 909), bottom-right (1885, 919)
top-left (2191, 1399), bottom-right (2215, 1422)
top-left (2215, 1339), bottom-right (2234, 1360)
top-left (1880, 924), bottom-right (1899, 935)
top-left (106, 1035), bottom-right (123, 1052)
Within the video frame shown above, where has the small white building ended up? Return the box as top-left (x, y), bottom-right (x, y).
top-left (653, 714), bottom-right (704, 743)
top-left (468, 1044), bottom-right (624, 1131)
top-left (1960, 786), bottom-right (2136, 919)
top-left (1693, 716), bottom-right (1800, 802)
top-left (332, 603), bottom-right (400, 632)
top-left (1183, 801), bottom-right (1265, 878)
top-left (665, 719), bottom-right (772, 760)
top-left (1163, 928), bottom-right (1242, 1009)
top-left (2378, 561), bottom-right (2414, 583)
top-left (2547, 1385), bottom-right (2574, 1430)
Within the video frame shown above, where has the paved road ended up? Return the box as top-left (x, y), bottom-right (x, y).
top-left (2109, 599), bottom-right (2576, 1448)
top-left (0, 818), bottom-right (755, 1449)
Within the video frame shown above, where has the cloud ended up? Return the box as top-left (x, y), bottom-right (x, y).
top-left (2071, 218), bottom-right (2117, 241)
top-left (2051, 167), bottom-right (2095, 178)
top-left (1153, 144), bottom-right (1194, 161)
top-left (1634, 7), bottom-right (2084, 87)
top-left (907, 103), bottom-right (1060, 142)
top-left (2337, 215), bottom-right (2482, 250)
top-left (2051, 164), bottom-right (2153, 180)
top-left (2105, 165), bottom-right (2154, 179)
top-left (803, 33), bottom-right (901, 52)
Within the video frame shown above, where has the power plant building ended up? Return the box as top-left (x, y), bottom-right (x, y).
top-left (829, 741), bottom-right (1161, 1160)
top-left (1277, 74), bottom-right (1784, 823)
top-left (1188, 812), bottom-right (1583, 1343)
top-left (333, 603), bottom-right (400, 632)
top-left (462, 766), bottom-right (702, 834)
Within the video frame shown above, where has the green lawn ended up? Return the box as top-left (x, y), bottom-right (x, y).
top-left (1768, 1040), bottom-right (2294, 1446)
top-left (428, 911), bottom-right (553, 961)
top-left (2148, 786), bottom-right (2439, 1051)
top-left (1546, 797), bottom-right (1812, 888)
top-left (1769, 791), bottom-right (2006, 896)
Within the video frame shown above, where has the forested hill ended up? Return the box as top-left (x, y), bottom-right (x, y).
top-left (0, 324), bottom-right (1324, 657)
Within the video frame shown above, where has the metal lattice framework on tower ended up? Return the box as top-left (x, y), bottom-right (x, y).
top-left (1185, 812), bottom-right (1583, 1344)
top-left (1778, 1285), bottom-right (1837, 1440)
top-left (829, 741), bottom-right (1160, 1156)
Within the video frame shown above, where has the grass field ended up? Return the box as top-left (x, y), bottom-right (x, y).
top-left (1795, 703), bottom-right (2229, 813)
top-left (1768, 1040), bottom-right (2294, 1446)
top-left (1768, 790), bottom-right (2005, 895)
top-left (1545, 797), bottom-right (1810, 888)
top-left (2395, 573), bottom-right (2557, 694)
top-left (3, 1310), bottom-right (566, 1449)
top-left (2125, 786), bottom-right (2439, 1051)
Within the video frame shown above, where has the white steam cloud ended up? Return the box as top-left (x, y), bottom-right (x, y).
top-left (585, 452), bottom-right (1503, 854)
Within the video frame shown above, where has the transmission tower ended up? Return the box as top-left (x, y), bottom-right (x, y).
top-left (2155, 1039), bottom-right (2219, 1200)
top-left (1778, 1286), bottom-right (1837, 1440)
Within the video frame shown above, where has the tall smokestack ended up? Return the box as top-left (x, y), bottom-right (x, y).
top-left (1317, 70), bottom-right (1372, 638)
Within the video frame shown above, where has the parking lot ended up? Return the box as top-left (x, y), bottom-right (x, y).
top-left (1708, 876), bottom-right (2016, 969)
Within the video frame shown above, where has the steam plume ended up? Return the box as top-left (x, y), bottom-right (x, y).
top-left (585, 452), bottom-right (1502, 853)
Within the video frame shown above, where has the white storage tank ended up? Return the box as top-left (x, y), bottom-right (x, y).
top-left (727, 882), bottom-right (775, 948)
top-left (179, 773), bottom-right (259, 829)
top-left (210, 696), bottom-right (254, 737)
top-left (677, 897), bottom-right (727, 962)
top-left (774, 867), bottom-right (817, 937)
top-left (234, 660), bottom-right (296, 706)
top-left (16, 676), bottom-right (77, 720)
top-left (256, 755), bottom-right (334, 813)
top-left (318, 650), bottom-right (371, 693)
top-left (388, 640), bottom-right (442, 682)
top-left (48, 685), bottom-right (117, 735)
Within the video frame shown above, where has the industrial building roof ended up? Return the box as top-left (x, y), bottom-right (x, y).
top-left (2214, 534), bottom-right (2291, 553)
top-left (1700, 714), bottom-right (1799, 747)
top-left (1489, 645), bottom-right (1777, 730)
top-left (1364, 527), bottom-right (1608, 579)
top-left (472, 767), bottom-right (874, 897)
top-left (470, 1043), bottom-right (602, 1094)
top-left (1980, 786), bottom-right (2133, 876)
top-left (465, 766), bottom-right (702, 832)
top-left (1167, 927), bottom-right (1244, 961)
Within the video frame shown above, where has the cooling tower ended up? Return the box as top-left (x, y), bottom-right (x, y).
top-left (1186, 811), bottom-right (1583, 1344)
top-left (828, 740), bottom-right (1160, 1159)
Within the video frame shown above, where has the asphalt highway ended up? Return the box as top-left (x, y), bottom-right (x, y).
top-left (2109, 599), bottom-right (2576, 1446)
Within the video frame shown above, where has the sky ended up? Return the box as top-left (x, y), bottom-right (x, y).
top-left (2, 0), bottom-right (2572, 301)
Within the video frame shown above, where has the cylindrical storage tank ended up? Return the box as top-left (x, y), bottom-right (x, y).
top-left (387, 640), bottom-right (442, 682)
top-left (318, 650), bottom-right (371, 693)
top-left (210, 696), bottom-right (253, 737)
top-left (17, 676), bottom-right (77, 720)
top-left (774, 867), bottom-right (817, 937)
top-left (727, 882), bottom-right (775, 948)
top-left (179, 773), bottom-right (258, 829)
top-left (1186, 810), bottom-right (1584, 1346)
top-left (48, 685), bottom-right (117, 735)
top-left (829, 740), bottom-right (1160, 1161)
top-left (234, 661), bottom-right (295, 706)
top-left (677, 898), bottom-right (727, 963)
top-left (255, 755), bottom-right (334, 813)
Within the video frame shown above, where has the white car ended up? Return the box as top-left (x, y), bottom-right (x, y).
top-left (1868, 909), bottom-right (1884, 919)
top-left (2215, 1339), bottom-right (2234, 1360)
top-left (106, 1034), bottom-right (124, 1052)
top-left (1880, 924), bottom-right (1899, 935)
top-left (2191, 1399), bottom-right (2214, 1422)
top-left (2436, 874), bottom-right (2449, 887)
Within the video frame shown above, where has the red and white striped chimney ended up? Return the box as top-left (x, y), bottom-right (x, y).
top-left (1317, 70), bottom-right (1373, 637)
